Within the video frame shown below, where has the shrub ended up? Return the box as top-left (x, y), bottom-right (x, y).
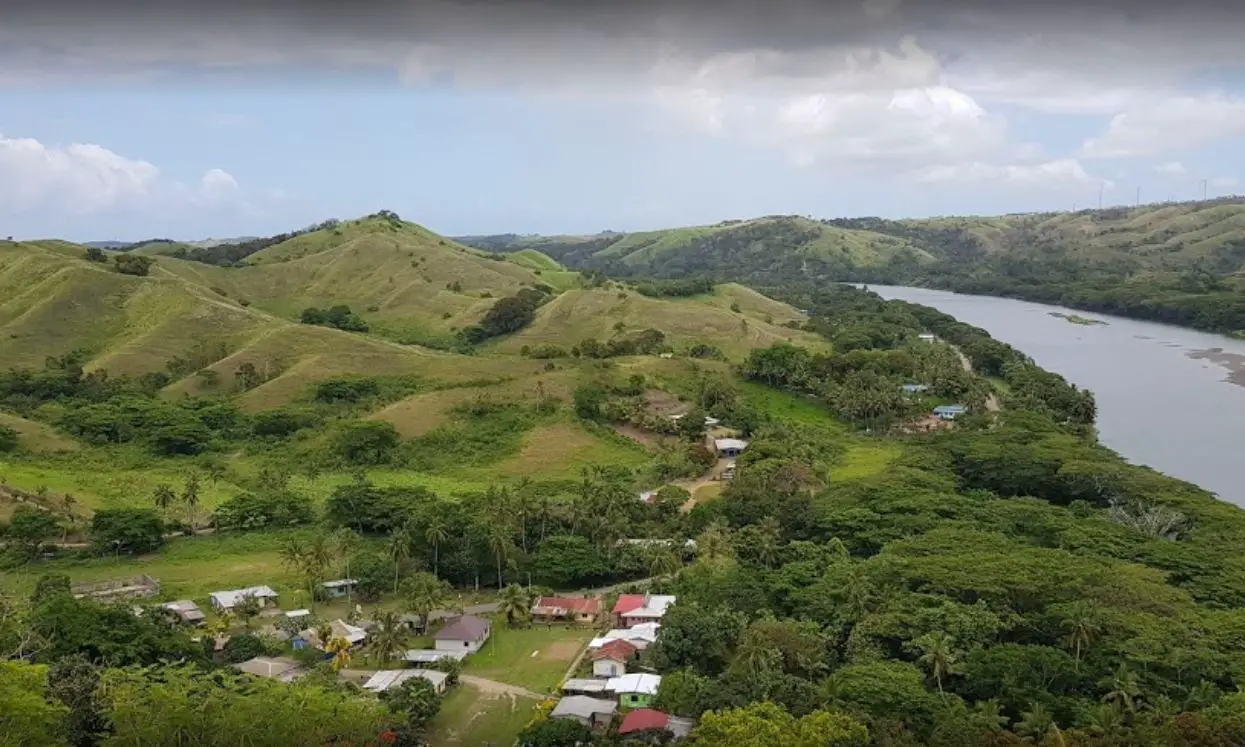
top-left (213, 491), bottom-right (316, 531)
top-left (0, 424), bottom-right (17, 452)
top-left (90, 508), bottom-right (163, 556)
top-left (113, 254), bottom-right (154, 276)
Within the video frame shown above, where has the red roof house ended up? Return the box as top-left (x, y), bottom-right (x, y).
top-left (612, 594), bottom-right (647, 618)
top-left (619, 709), bottom-right (670, 735)
top-left (531, 596), bottom-right (602, 623)
top-left (591, 638), bottom-right (637, 677)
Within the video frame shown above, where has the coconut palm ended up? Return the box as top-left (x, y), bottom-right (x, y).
top-left (423, 516), bottom-right (449, 579)
top-left (696, 521), bottom-right (733, 563)
top-left (914, 631), bottom-right (959, 695)
top-left (755, 516), bottom-right (782, 569)
top-left (326, 636), bottom-right (353, 671)
top-left (648, 545), bottom-right (682, 579)
top-left (1100, 663), bottom-right (1142, 715)
top-left (1060, 600), bottom-right (1103, 671)
top-left (402, 572), bottom-right (451, 634)
top-left (1016, 704), bottom-right (1057, 743)
top-left (181, 472), bottom-right (201, 531)
top-left (332, 527), bottom-right (362, 604)
top-left (370, 611), bottom-right (406, 666)
top-left (498, 583), bottom-right (532, 627)
top-left (152, 484), bottom-right (177, 513)
top-left (487, 524), bottom-right (511, 590)
top-left (389, 524), bottom-right (416, 593)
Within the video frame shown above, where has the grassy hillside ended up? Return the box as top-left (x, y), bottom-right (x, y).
top-left (459, 198), bottom-right (1245, 334)
top-left (489, 284), bottom-right (827, 360)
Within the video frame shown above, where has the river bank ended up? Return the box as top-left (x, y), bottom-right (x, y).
top-left (867, 284), bottom-right (1245, 507)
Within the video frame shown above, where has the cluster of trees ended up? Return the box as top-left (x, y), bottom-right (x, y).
top-left (299, 304), bottom-right (369, 332)
top-left (137, 219), bottom-right (343, 267)
top-left (459, 286), bottom-right (550, 344)
top-left (574, 329), bottom-right (670, 359)
top-left (112, 254), bottom-right (154, 277)
top-left (632, 278), bottom-right (716, 298)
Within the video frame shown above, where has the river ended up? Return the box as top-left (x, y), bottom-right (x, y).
top-left (866, 285), bottom-right (1245, 507)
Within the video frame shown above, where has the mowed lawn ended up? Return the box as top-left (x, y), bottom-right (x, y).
top-left (465, 624), bottom-right (594, 694)
top-left (428, 685), bottom-right (541, 746)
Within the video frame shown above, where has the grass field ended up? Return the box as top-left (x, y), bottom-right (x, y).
top-left (0, 412), bottom-right (80, 453)
top-left (465, 625), bottom-right (594, 694)
top-left (490, 287), bottom-right (829, 361)
top-left (428, 685), bottom-right (541, 746)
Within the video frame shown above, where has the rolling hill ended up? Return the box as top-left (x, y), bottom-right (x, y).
top-left (457, 197), bottom-right (1245, 334)
top-left (0, 213), bottom-right (823, 403)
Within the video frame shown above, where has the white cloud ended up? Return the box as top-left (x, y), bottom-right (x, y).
top-left (911, 158), bottom-right (1105, 189)
top-left (1079, 94), bottom-right (1245, 158)
top-left (0, 132), bottom-right (246, 216)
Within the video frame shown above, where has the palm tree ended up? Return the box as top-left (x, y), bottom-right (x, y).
top-left (755, 516), bottom-right (782, 569)
top-left (389, 525), bottom-right (415, 594)
top-left (1100, 663), bottom-right (1142, 715)
top-left (152, 484), bottom-right (176, 513)
top-left (332, 527), bottom-right (361, 604)
top-left (972, 699), bottom-right (1009, 732)
top-left (915, 631), bottom-right (959, 695)
top-left (1082, 702), bottom-right (1124, 738)
top-left (60, 493), bottom-right (77, 542)
top-left (370, 611), bottom-right (406, 666)
top-left (181, 472), bottom-right (201, 531)
top-left (402, 572), bottom-right (451, 634)
top-left (281, 535), bottom-right (331, 612)
top-left (696, 521), bottom-right (733, 563)
top-left (513, 479), bottom-right (534, 553)
top-left (326, 636), bottom-right (353, 671)
top-left (487, 524), bottom-right (511, 590)
top-left (423, 516), bottom-right (449, 579)
top-left (498, 583), bottom-right (531, 627)
top-left (1016, 704), bottom-right (1058, 744)
top-left (1059, 600), bottom-right (1103, 671)
top-left (647, 545), bottom-right (682, 579)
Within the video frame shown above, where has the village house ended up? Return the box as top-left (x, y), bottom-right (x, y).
top-left (592, 639), bottom-right (637, 678)
top-left (902, 384), bottom-right (930, 394)
top-left (713, 438), bottom-right (749, 458)
top-left (162, 600), bottom-right (206, 626)
top-left (562, 678), bottom-right (610, 695)
top-left (296, 619), bottom-right (368, 650)
top-left (233, 656), bottom-right (306, 683)
top-left (530, 596), bottom-right (602, 624)
top-left (590, 622), bottom-right (661, 651)
top-left (722, 460), bottom-right (736, 481)
top-left (434, 614), bottom-right (491, 653)
top-left (933, 404), bottom-right (967, 421)
top-left (320, 579), bottom-right (358, 599)
top-left (209, 585), bottom-right (279, 614)
top-left (404, 648), bottom-right (469, 665)
top-left (362, 669), bottom-right (448, 694)
top-left (549, 696), bottom-right (618, 731)
top-left (607, 673), bottom-right (662, 709)
top-left (613, 594), bottom-right (677, 626)
top-left (618, 709), bottom-right (697, 740)
top-left (919, 333), bottom-right (937, 342)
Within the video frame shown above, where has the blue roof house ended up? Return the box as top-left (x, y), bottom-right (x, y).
top-left (902, 384), bottom-right (930, 394)
top-left (933, 404), bottom-right (967, 421)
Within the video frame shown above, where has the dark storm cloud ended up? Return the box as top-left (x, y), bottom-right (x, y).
top-left (0, 0), bottom-right (1243, 87)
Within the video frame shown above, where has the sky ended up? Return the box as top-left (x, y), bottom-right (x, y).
top-left (2, 0), bottom-right (1245, 241)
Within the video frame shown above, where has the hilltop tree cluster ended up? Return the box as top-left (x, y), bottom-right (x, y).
top-left (299, 304), bottom-right (369, 332)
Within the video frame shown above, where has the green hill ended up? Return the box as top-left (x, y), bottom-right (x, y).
top-left (459, 198), bottom-right (1245, 334)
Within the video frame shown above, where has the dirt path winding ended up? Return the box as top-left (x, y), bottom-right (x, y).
top-left (952, 346), bottom-right (1000, 412)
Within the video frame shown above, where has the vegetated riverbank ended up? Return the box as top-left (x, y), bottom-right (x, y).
top-left (1048, 312), bottom-right (1108, 326)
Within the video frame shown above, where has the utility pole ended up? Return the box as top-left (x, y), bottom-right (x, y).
top-left (1098, 182), bottom-right (1104, 209)
top-left (1136, 186), bottom-right (1141, 207)
top-left (1202, 179), bottom-right (1209, 201)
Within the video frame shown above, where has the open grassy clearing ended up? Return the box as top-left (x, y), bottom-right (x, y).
top-left (486, 421), bottom-right (652, 480)
top-left (0, 412), bottom-right (79, 453)
top-left (465, 625), bottom-right (594, 694)
top-left (428, 685), bottom-right (541, 746)
top-left (490, 287), bottom-right (828, 361)
top-left (0, 452), bottom-right (241, 514)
